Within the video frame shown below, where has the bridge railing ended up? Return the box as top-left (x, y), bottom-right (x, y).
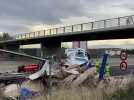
top-left (16, 15), bottom-right (134, 40)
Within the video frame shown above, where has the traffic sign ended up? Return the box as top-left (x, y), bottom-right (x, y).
top-left (120, 50), bottom-right (127, 60)
top-left (120, 61), bottom-right (127, 71)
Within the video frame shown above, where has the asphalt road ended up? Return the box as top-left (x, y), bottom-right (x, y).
top-left (0, 60), bottom-right (38, 73)
top-left (111, 65), bottom-right (134, 76)
top-left (0, 57), bottom-right (133, 76)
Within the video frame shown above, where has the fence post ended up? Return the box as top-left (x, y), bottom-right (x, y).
top-left (81, 24), bottom-right (83, 31)
top-left (91, 22), bottom-right (94, 29)
top-left (56, 28), bottom-right (58, 34)
top-left (104, 20), bottom-right (106, 28)
top-left (34, 32), bottom-right (35, 37)
top-left (63, 27), bottom-right (65, 33)
top-left (72, 25), bottom-right (74, 32)
top-left (50, 29), bottom-right (51, 35)
top-left (118, 17), bottom-right (120, 26)
top-left (28, 33), bottom-right (30, 38)
top-left (44, 30), bottom-right (45, 36)
top-left (38, 31), bottom-right (40, 37)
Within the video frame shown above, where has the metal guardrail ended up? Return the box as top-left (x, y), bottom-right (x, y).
top-left (16, 15), bottom-right (134, 40)
top-left (0, 49), bottom-right (46, 61)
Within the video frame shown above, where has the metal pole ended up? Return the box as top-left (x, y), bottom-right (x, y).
top-left (104, 20), bottom-right (106, 28)
top-left (63, 27), bottom-right (65, 33)
top-left (81, 24), bottom-right (83, 31)
top-left (48, 55), bottom-right (54, 100)
top-left (118, 17), bottom-right (120, 26)
top-left (72, 25), bottom-right (74, 32)
top-left (0, 49), bottom-right (47, 61)
top-left (91, 22), bottom-right (94, 30)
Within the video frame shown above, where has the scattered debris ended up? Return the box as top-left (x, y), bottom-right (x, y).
top-left (0, 73), bottom-right (27, 85)
top-left (63, 68), bottom-right (80, 75)
top-left (62, 75), bottom-right (77, 86)
top-left (29, 60), bottom-right (49, 80)
top-left (64, 48), bottom-right (91, 67)
top-left (0, 48), bottom-right (133, 99)
top-left (71, 67), bottom-right (96, 87)
top-left (4, 84), bottom-right (20, 97)
top-left (19, 87), bottom-right (40, 100)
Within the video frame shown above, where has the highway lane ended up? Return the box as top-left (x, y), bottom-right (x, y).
top-left (111, 65), bottom-right (134, 76)
top-left (0, 60), bottom-right (38, 73)
top-left (0, 57), bottom-right (133, 76)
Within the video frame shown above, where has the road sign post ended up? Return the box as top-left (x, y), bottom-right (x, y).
top-left (99, 53), bottom-right (108, 80)
top-left (120, 61), bottom-right (127, 71)
top-left (120, 50), bottom-right (128, 71)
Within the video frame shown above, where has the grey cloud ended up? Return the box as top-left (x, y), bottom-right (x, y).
top-left (0, 0), bottom-right (87, 33)
top-left (119, 0), bottom-right (134, 11)
top-left (0, 0), bottom-right (86, 23)
top-left (0, 0), bottom-right (134, 33)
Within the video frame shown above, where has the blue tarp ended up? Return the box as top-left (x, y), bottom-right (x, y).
top-left (20, 88), bottom-right (32, 97)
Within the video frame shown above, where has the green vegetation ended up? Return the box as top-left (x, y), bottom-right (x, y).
top-left (0, 33), bottom-right (13, 41)
top-left (127, 49), bottom-right (134, 54)
top-left (36, 78), bottom-right (134, 100)
top-left (109, 79), bottom-right (134, 100)
top-left (1, 79), bottom-right (134, 100)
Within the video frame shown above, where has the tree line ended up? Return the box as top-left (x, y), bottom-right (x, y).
top-left (0, 33), bottom-right (13, 41)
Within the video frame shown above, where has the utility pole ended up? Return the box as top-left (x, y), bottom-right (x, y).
top-left (48, 55), bottom-right (54, 100)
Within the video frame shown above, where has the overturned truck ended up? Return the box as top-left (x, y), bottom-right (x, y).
top-left (0, 49), bottom-right (51, 85)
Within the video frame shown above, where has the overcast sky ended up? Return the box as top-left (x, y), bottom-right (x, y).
top-left (0, 0), bottom-right (134, 33)
top-left (1, 0), bottom-right (134, 47)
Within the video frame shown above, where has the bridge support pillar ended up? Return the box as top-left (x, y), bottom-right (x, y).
top-left (73, 41), bottom-right (87, 49)
top-left (41, 41), bottom-right (61, 60)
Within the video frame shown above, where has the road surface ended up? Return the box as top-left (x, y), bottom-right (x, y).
top-left (0, 57), bottom-right (133, 76)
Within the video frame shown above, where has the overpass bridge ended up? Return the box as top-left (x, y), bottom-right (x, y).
top-left (1, 15), bottom-right (134, 58)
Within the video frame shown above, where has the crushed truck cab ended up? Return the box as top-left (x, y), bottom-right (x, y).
top-left (64, 48), bottom-right (91, 67)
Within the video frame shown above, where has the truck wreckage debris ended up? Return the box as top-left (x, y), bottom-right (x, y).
top-left (0, 48), bottom-right (132, 99)
top-left (0, 48), bottom-right (91, 85)
top-left (0, 49), bottom-right (49, 85)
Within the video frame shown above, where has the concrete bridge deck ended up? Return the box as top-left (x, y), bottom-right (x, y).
top-left (1, 15), bottom-right (134, 58)
top-left (0, 15), bottom-right (134, 46)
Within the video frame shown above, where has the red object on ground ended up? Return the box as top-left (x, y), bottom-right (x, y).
top-left (18, 64), bottom-right (38, 73)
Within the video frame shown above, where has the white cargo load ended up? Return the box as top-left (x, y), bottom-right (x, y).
top-left (65, 48), bottom-right (89, 66)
